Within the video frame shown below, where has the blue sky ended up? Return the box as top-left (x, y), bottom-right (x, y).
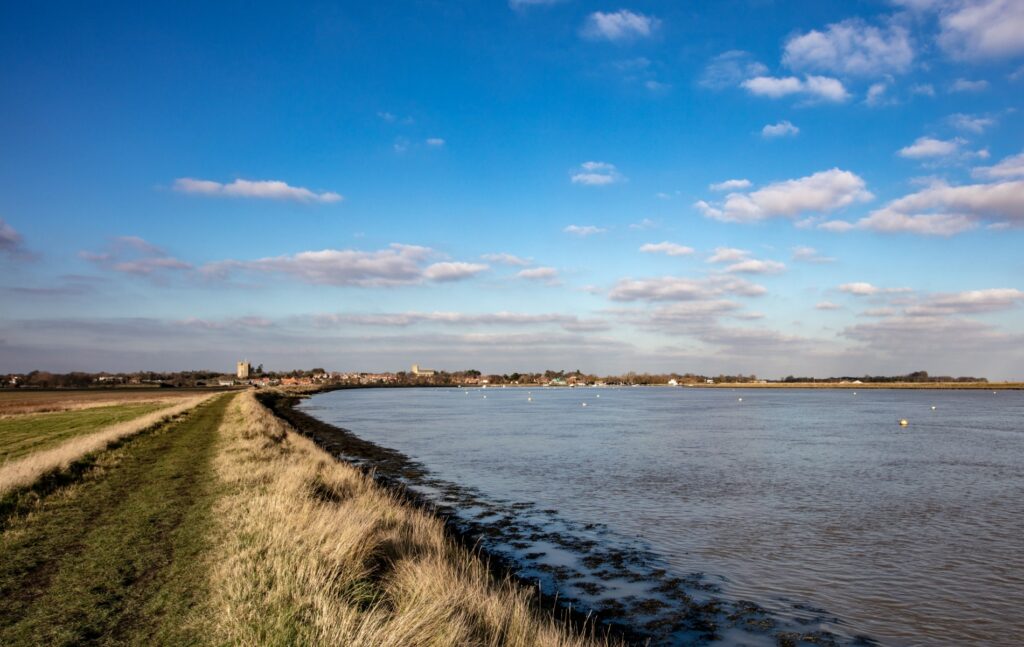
top-left (2, 0), bottom-right (1023, 378)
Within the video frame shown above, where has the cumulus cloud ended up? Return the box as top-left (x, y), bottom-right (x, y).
top-left (481, 252), bottom-right (532, 266)
top-left (782, 18), bottom-right (914, 77)
top-left (422, 262), bottom-right (489, 282)
top-left (937, 0), bottom-right (1024, 60)
top-left (0, 219), bottom-right (28, 258)
top-left (904, 288), bottom-right (1024, 316)
top-left (80, 236), bottom-right (191, 278)
top-left (710, 179), bottom-right (752, 191)
top-left (972, 151), bottom-right (1024, 179)
top-left (699, 51), bottom-right (768, 89)
top-left (639, 242), bottom-right (695, 256)
top-left (516, 266), bottom-right (559, 283)
top-left (571, 161), bottom-right (624, 185)
top-left (816, 301), bottom-right (843, 310)
top-left (581, 10), bottom-right (660, 42)
top-left (695, 169), bottom-right (873, 223)
top-left (762, 120), bottom-right (800, 137)
top-left (707, 247), bottom-right (750, 264)
top-left (608, 275), bottom-right (766, 302)
top-left (201, 243), bottom-right (486, 287)
top-left (741, 75), bottom-right (850, 102)
top-left (839, 282), bottom-right (911, 296)
top-left (949, 78), bottom-right (989, 92)
top-left (173, 178), bottom-right (343, 204)
top-left (722, 259), bottom-right (787, 274)
top-left (854, 177), bottom-right (1024, 234)
top-left (949, 113), bottom-right (996, 133)
top-left (898, 136), bottom-right (966, 158)
top-left (792, 246), bottom-right (836, 263)
top-left (564, 224), bottom-right (607, 237)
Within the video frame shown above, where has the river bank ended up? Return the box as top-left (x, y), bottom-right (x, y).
top-left (265, 388), bottom-right (858, 646)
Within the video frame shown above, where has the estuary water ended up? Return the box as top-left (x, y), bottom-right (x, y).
top-left (299, 387), bottom-right (1024, 646)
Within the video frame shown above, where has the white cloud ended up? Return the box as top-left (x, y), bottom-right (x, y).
top-left (816, 301), bottom-right (843, 310)
top-left (423, 262), bottom-right (489, 282)
top-left (792, 246), bottom-right (836, 263)
top-left (782, 19), bottom-right (914, 77)
top-left (516, 266), bottom-right (559, 282)
top-left (173, 178), bottom-right (342, 204)
top-left (202, 243), bottom-right (486, 287)
top-left (707, 247), bottom-right (750, 263)
top-left (608, 275), bottom-right (766, 302)
top-left (905, 288), bottom-right (1024, 316)
top-left (639, 242), bottom-right (695, 256)
top-left (563, 224), bottom-right (607, 237)
top-left (742, 75), bottom-right (850, 102)
top-left (937, 0), bottom-right (1024, 60)
top-left (699, 51), bottom-right (768, 89)
top-left (853, 178), bottom-right (1024, 234)
top-left (762, 120), bottom-right (800, 137)
top-left (425, 137), bottom-right (445, 147)
top-left (0, 218), bottom-right (26, 257)
top-left (949, 113), bottom-right (996, 133)
top-left (481, 252), bottom-right (532, 266)
top-left (950, 78), bottom-right (989, 92)
top-left (972, 151), bottom-right (1024, 179)
top-left (911, 83), bottom-right (936, 96)
top-left (81, 236), bottom-right (191, 278)
top-left (839, 282), bottom-right (911, 296)
top-left (865, 81), bottom-right (895, 106)
top-left (377, 111), bottom-right (397, 122)
top-left (581, 10), bottom-right (660, 42)
top-left (629, 218), bottom-right (658, 229)
top-left (723, 259), bottom-right (787, 274)
top-left (710, 178), bottom-right (752, 191)
top-left (898, 136), bottom-right (965, 158)
top-left (696, 169), bottom-right (873, 223)
top-left (571, 161), bottom-right (624, 186)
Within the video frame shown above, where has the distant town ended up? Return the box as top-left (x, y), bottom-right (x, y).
top-left (1, 363), bottom-right (990, 389)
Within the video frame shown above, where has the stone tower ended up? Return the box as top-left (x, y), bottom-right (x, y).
top-left (236, 361), bottom-right (251, 380)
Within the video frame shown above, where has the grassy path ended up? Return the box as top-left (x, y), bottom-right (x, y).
top-left (0, 403), bottom-right (168, 462)
top-left (0, 394), bottom-right (231, 646)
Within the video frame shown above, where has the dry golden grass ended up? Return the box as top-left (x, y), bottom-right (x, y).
top-left (0, 394), bottom-right (215, 498)
top-left (209, 391), bottom-right (608, 647)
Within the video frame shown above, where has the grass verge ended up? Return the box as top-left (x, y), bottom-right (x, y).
top-left (0, 394), bottom-right (231, 646)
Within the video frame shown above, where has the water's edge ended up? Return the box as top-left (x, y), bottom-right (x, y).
top-left (261, 388), bottom-right (874, 647)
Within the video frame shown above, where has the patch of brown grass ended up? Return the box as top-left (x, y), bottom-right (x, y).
top-left (209, 391), bottom-right (609, 646)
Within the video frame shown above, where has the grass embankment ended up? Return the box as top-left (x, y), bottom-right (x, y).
top-left (209, 391), bottom-right (605, 646)
top-left (0, 394), bottom-right (231, 645)
top-left (0, 403), bottom-right (168, 462)
top-left (0, 390), bottom-right (607, 646)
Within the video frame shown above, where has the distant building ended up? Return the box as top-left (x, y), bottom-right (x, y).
top-left (236, 361), bottom-right (252, 380)
top-left (411, 363), bottom-right (435, 377)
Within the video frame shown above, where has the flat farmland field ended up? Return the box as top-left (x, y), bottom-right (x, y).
top-left (0, 388), bottom-right (219, 416)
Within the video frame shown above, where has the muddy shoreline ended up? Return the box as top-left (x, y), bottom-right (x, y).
top-left (260, 388), bottom-right (876, 646)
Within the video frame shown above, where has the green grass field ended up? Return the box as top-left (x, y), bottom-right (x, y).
top-left (0, 395), bottom-right (230, 646)
top-left (0, 403), bottom-right (169, 463)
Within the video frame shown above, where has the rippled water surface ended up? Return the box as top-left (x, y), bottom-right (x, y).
top-left (299, 387), bottom-right (1024, 645)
